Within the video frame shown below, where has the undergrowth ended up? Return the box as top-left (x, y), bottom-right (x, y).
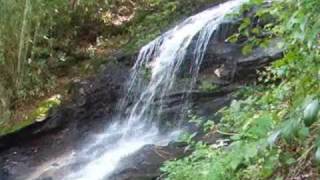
top-left (162, 0), bottom-right (320, 179)
top-left (0, 0), bottom-right (215, 132)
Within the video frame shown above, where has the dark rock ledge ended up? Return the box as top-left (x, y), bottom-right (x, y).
top-left (0, 12), bottom-right (282, 180)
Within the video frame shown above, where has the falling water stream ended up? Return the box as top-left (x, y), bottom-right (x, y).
top-left (28, 0), bottom-right (246, 179)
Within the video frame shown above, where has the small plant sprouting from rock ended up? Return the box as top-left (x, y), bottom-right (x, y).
top-left (198, 80), bottom-right (218, 92)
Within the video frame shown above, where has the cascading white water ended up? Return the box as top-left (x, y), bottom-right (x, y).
top-left (28, 1), bottom-right (246, 179)
top-left (69, 1), bottom-right (246, 179)
top-left (120, 0), bottom-right (246, 134)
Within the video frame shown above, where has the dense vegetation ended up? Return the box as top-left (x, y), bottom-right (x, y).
top-left (0, 0), bottom-right (213, 134)
top-left (2, 0), bottom-right (319, 178)
top-left (162, 0), bottom-right (320, 179)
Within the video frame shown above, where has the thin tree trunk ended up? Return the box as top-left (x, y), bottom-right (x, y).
top-left (17, 0), bottom-right (30, 89)
top-left (70, 0), bottom-right (79, 10)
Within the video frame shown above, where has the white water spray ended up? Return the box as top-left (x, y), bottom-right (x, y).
top-left (28, 1), bottom-right (246, 179)
top-left (69, 1), bottom-right (246, 179)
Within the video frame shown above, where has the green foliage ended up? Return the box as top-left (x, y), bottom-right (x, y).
top-left (163, 0), bottom-right (320, 179)
top-left (0, 0), bottom-right (60, 124)
top-left (303, 99), bottom-right (320, 127)
top-left (0, 0), bottom-right (216, 127)
top-left (124, 0), bottom-right (215, 51)
top-left (199, 80), bottom-right (218, 92)
top-left (0, 83), bottom-right (11, 125)
top-left (0, 94), bottom-right (61, 136)
top-left (0, 0), bottom-right (85, 124)
top-left (0, 0), bottom-right (125, 104)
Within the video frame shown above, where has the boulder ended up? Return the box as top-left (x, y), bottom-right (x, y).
top-left (108, 143), bottom-right (188, 180)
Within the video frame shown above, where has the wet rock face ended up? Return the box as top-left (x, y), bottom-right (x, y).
top-left (0, 62), bottom-right (130, 180)
top-left (109, 21), bottom-right (282, 179)
top-left (0, 169), bottom-right (9, 180)
top-left (182, 20), bottom-right (282, 83)
top-left (108, 143), bottom-right (188, 180)
top-left (107, 138), bottom-right (225, 180)
top-left (0, 62), bottom-right (129, 147)
top-left (202, 38), bottom-right (283, 81)
top-left (0, 8), bottom-right (283, 180)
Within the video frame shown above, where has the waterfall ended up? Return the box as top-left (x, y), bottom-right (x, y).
top-left (28, 0), bottom-right (246, 179)
top-left (119, 0), bottom-right (246, 134)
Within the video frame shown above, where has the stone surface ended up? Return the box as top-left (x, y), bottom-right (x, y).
top-left (0, 7), bottom-right (283, 180)
top-left (0, 62), bottom-right (130, 180)
top-left (108, 143), bottom-right (188, 180)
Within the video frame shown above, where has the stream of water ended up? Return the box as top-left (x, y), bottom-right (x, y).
top-left (69, 1), bottom-right (246, 179)
top-left (28, 0), bottom-right (246, 179)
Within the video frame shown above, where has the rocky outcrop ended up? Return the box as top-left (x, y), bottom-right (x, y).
top-left (106, 28), bottom-right (283, 180)
top-left (107, 133), bottom-right (224, 180)
top-left (0, 62), bottom-right (130, 180)
top-left (108, 143), bottom-right (188, 180)
top-left (0, 6), bottom-right (283, 180)
top-left (201, 38), bottom-right (283, 81)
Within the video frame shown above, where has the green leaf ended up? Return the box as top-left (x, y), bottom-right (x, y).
top-left (230, 154), bottom-right (243, 170)
top-left (251, 0), bottom-right (264, 5)
top-left (315, 147), bottom-right (320, 164)
top-left (242, 44), bottom-right (253, 55)
top-left (297, 126), bottom-right (309, 139)
top-left (303, 99), bottom-right (320, 126)
top-left (243, 143), bottom-right (258, 160)
top-left (227, 33), bottom-right (239, 43)
top-left (281, 120), bottom-right (299, 141)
